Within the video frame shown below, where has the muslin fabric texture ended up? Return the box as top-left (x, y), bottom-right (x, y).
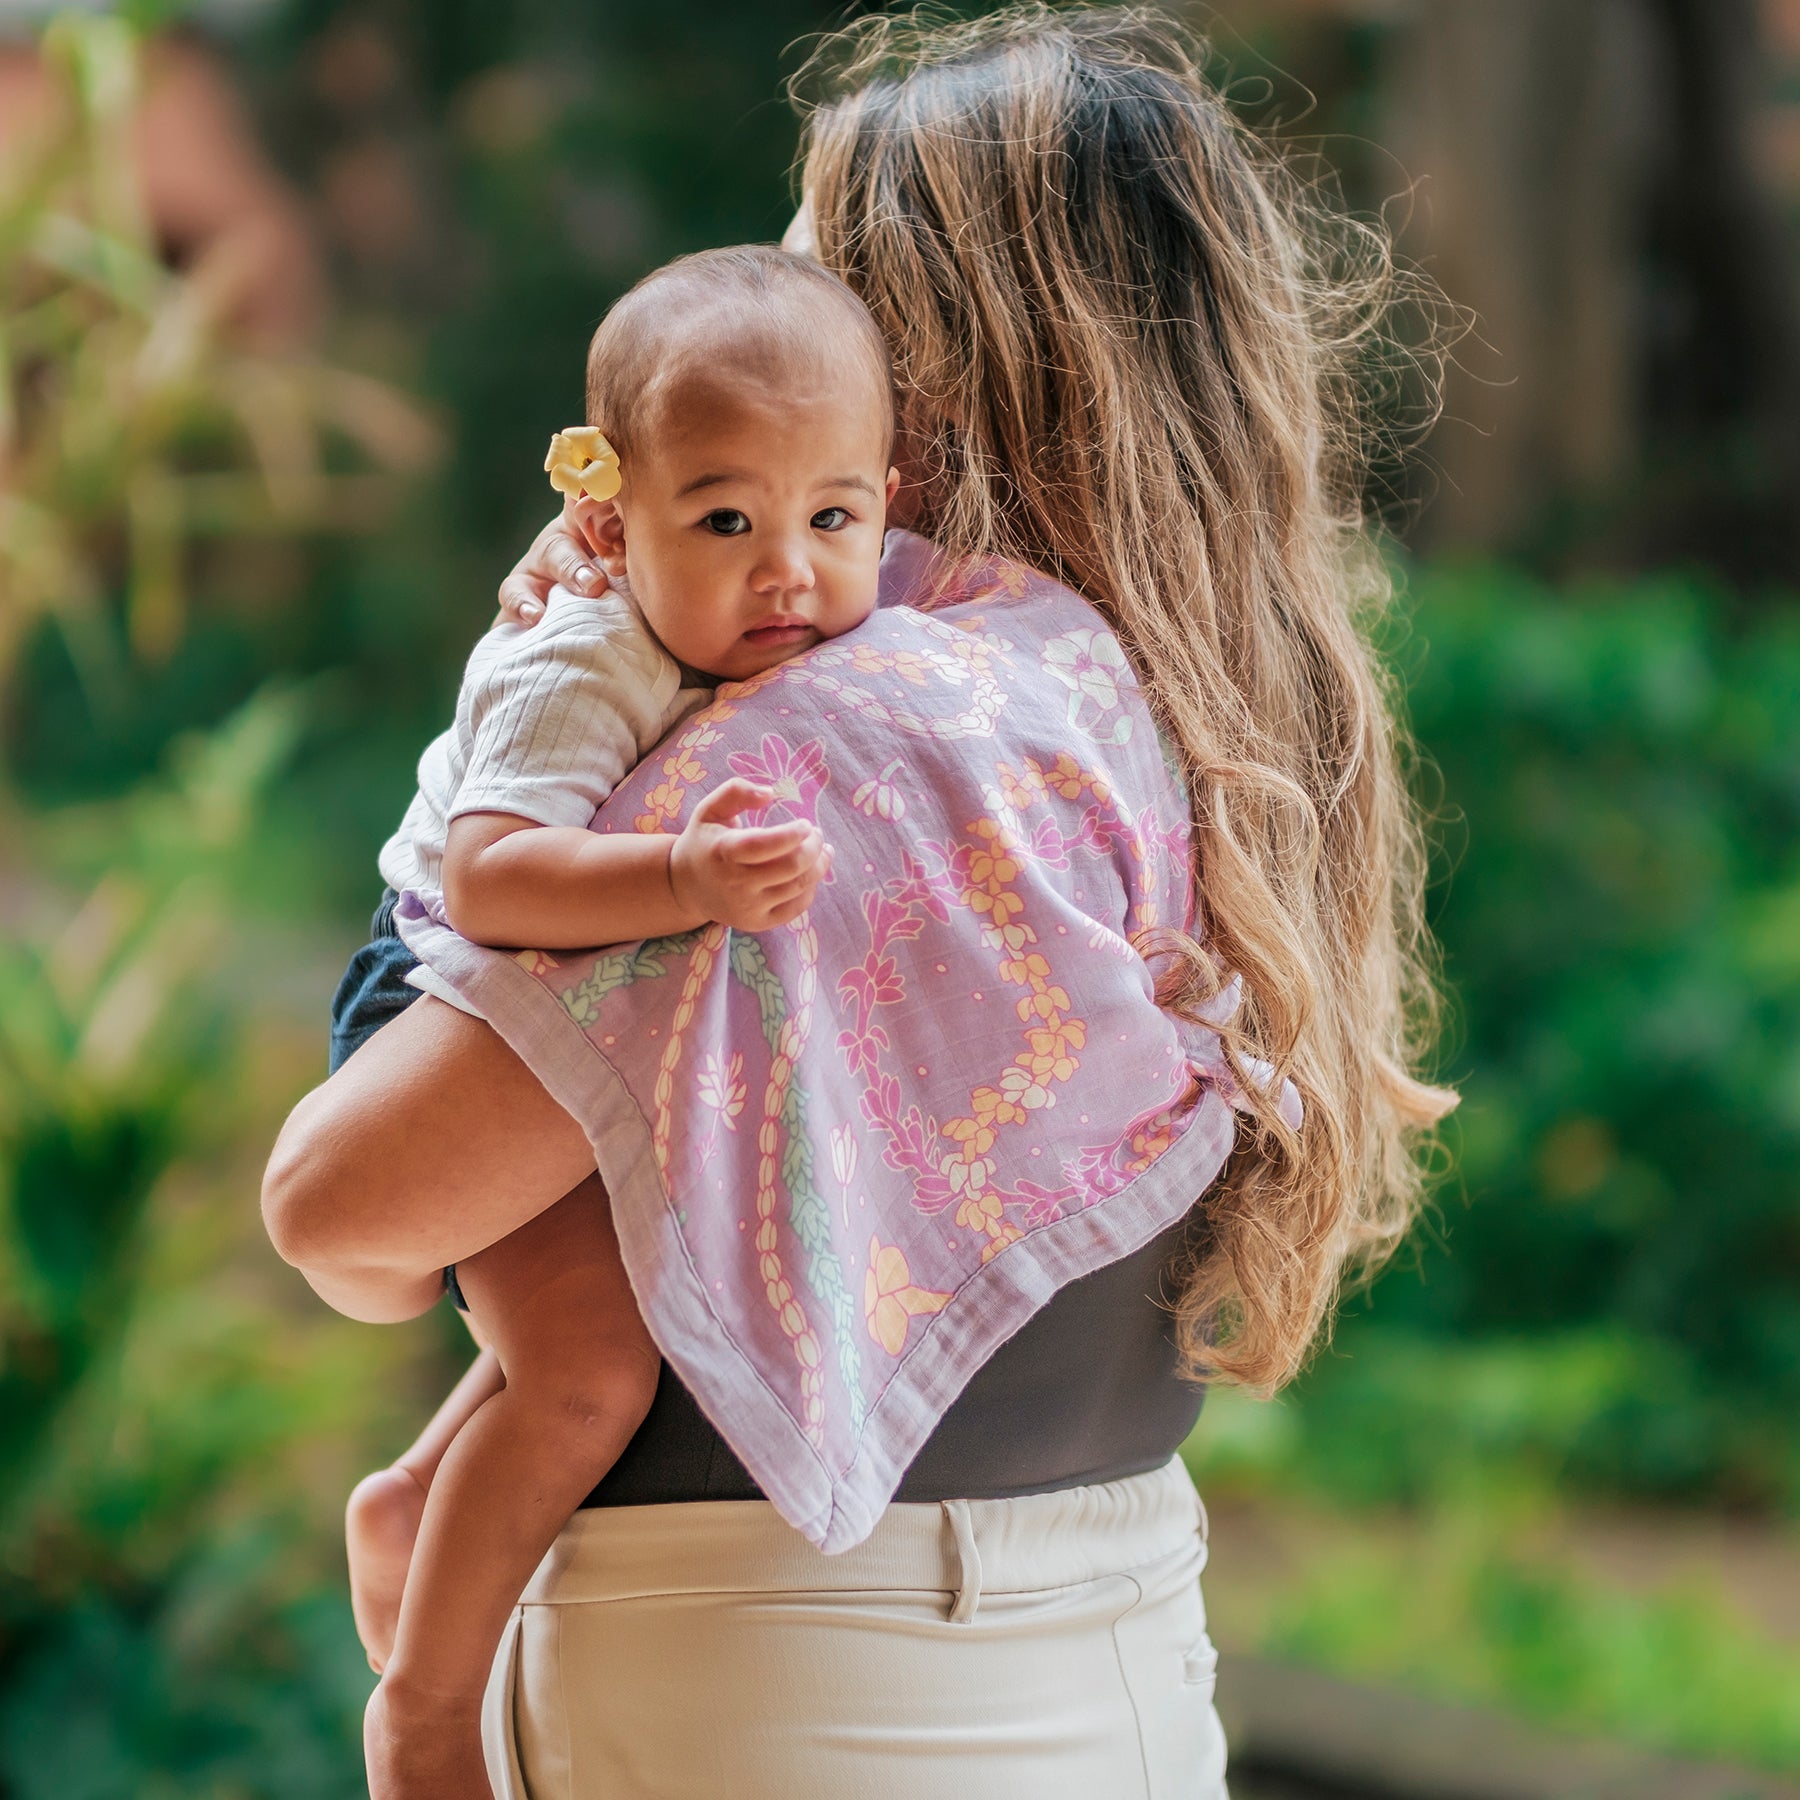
top-left (481, 1456), bottom-right (1229, 1799)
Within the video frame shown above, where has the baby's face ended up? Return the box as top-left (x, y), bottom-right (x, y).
top-left (605, 380), bottom-right (897, 684)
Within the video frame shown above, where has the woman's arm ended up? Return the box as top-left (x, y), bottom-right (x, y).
top-left (262, 997), bottom-right (595, 1322)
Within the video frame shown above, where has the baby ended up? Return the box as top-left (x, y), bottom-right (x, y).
top-left (329, 245), bottom-right (897, 1775)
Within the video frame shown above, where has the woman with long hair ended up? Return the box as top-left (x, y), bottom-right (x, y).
top-left (264, 8), bottom-right (1453, 1795)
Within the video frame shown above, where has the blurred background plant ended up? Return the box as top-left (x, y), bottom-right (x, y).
top-left (0, 0), bottom-right (1796, 1792)
top-left (0, 691), bottom-right (395, 1798)
top-left (0, 13), bottom-right (433, 697)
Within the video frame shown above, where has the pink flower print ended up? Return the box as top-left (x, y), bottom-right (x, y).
top-left (696, 1050), bottom-right (747, 1130)
top-left (1042, 629), bottom-right (1135, 746)
top-left (1016, 1178), bottom-right (1075, 1228)
top-left (513, 948), bottom-right (560, 977)
top-left (863, 1238), bottom-right (951, 1356)
top-left (726, 734), bottom-right (829, 819)
top-left (852, 758), bottom-right (908, 822)
top-left (839, 951), bottom-right (907, 1016)
top-left (884, 853), bottom-right (952, 923)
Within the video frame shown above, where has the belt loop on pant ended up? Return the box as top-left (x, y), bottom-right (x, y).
top-left (942, 1500), bottom-right (983, 1624)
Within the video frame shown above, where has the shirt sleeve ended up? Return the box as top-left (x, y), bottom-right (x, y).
top-left (449, 598), bottom-right (677, 830)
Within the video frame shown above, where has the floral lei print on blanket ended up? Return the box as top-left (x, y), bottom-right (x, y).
top-left (400, 532), bottom-right (1266, 1550)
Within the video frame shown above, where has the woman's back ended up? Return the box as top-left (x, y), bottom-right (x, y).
top-left (586, 1220), bottom-right (1202, 1508)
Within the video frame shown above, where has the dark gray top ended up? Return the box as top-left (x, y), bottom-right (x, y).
top-left (581, 1217), bottom-right (1205, 1507)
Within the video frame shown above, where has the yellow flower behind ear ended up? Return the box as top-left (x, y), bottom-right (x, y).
top-left (544, 426), bottom-right (621, 502)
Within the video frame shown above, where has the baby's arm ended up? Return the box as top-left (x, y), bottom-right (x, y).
top-left (441, 776), bottom-right (832, 950)
top-left (364, 1176), bottom-right (656, 1797)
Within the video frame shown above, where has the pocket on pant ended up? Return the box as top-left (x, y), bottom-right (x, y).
top-left (1113, 1549), bottom-right (1229, 1798)
top-left (1181, 1635), bottom-right (1220, 1695)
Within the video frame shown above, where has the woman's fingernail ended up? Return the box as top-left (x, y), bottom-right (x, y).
top-left (520, 600), bottom-right (543, 622)
top-left (574, 565), bottom-right (600, 593)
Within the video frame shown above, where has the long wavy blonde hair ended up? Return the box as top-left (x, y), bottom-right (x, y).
top-left (796, 4), bottom-right (1457, 1392)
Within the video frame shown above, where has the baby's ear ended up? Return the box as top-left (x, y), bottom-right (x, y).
top-left (568, 495), bottom-right (627, 576)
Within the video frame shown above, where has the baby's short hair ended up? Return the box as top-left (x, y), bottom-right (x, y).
top-left (585, 245), bottom-right (894, 463)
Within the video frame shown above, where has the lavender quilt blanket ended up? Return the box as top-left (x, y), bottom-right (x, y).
top-left (398, 531), bottom-right (1268, 1552)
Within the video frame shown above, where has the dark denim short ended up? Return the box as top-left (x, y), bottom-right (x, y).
top-left (327, 888), bottom-right (422, 1075)
top-left (327, 889), bottom-right (468, 1311)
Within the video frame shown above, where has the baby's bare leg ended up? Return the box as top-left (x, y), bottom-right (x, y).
top-left (346, 1338), bottom-right (502, 1674)
top-left (365, 1174), bottom-right (658, 1800)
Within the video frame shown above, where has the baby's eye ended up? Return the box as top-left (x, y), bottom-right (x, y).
top-left (811, 506), bottom-right (851, 531)
top-left (704, 509), bottom-right (751, 536)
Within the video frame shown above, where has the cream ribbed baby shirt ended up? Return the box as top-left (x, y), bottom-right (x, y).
top-left (378, 581), bottom-right (711, 1014)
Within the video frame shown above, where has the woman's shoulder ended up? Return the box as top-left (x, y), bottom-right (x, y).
top-left (877, 529), bottom-right (1092, 621)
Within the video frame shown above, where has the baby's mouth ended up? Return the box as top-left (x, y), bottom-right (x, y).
top-left (741, 620), bottom-right (815, 649)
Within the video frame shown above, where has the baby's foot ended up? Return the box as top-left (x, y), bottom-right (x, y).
top-left (346, 1466), bottom-right (428, 1673)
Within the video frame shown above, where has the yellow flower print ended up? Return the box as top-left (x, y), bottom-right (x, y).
top-left (864, 1238), bottom-right (951, 1357)
top-left (997, 1065), bottom-right (1053, 1111)
top-left (1044, 751), bottom-right (1092, 799)
top-left (943, 1115), bottom-right (998, 1157)
top-left (544, 426), bottom-right (622, 503)
top-left (953, 1189), bottom-right (1005, 1235)
top-left (996, 765), bottom-right (1038, 811)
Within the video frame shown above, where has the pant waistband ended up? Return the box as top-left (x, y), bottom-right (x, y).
top-left (521, 1456), bottom-right (1205, 1610)
top-left (371, 885), bottom-right (402, 940)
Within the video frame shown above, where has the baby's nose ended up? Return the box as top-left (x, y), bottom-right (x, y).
top-left (754, 541), bottom-right (817, 596)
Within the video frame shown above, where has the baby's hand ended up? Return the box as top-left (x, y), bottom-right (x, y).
top-left (670, 779), bottom-right (833, 931)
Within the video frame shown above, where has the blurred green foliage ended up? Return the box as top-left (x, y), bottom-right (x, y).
top-left (0, 694), bottom-right (380, 1799)
top-left (0, 17), bottom-right (431, 1790)
top-left (1248, 1487), bottom-right (1800, 1772)
top-left (0, 692), bottom-right (294, 1516)
top-left (0, 15), bottom-right (432, 690)
top-left (1384, 564), bottom-right (1798, 1500)
top-left (1199, 562), bottom-right (1800, 1512)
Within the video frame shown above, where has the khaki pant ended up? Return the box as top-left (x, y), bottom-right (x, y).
top-left (483, 1457), bottom-right (1230, 1799)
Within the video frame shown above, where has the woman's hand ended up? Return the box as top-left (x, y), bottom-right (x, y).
top-left (498, 506), bottom-right (608, 625)
top-left (365, 1677), bottom-right (491, 1800)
